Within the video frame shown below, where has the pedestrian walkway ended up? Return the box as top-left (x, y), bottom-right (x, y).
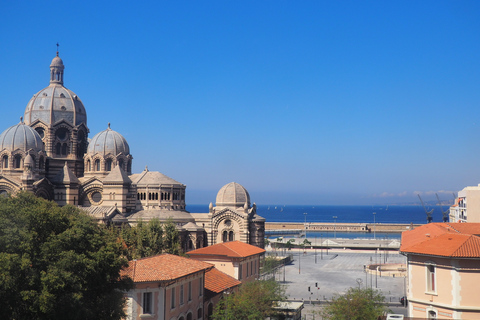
top-left (266, 248), bottom-right (408, 319)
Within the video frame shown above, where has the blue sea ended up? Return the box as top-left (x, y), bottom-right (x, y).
top-left (187, 204), bottom-right (450, 225)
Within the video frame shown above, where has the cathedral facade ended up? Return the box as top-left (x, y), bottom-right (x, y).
top-left (0, 53), bottom-right (265, 250)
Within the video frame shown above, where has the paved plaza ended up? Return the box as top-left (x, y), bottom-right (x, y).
top-left (266, 247), bottom-right (408, 319)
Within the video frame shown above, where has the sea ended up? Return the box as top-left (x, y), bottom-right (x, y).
top-left (186, 204), bottom-right (451, 240)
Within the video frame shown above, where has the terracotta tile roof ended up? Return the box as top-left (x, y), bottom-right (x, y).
top-left (204, 268), bottom-right (241, 293)
top-left (400, 223), bottom-right (480, 258)
top-left (121, 254), bottom-right (213, 283)
top-left (187, 241), bottom-right (265, 258)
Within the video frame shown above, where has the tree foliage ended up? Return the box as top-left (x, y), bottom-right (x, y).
top-left (118, 218), bottom-right (181, 260)
top-left (0, 192), bottom-right (132, 320)
top-left (322, 287), bottom-right (389, 320)
top-left (212, 280), bottom-right (285, 320)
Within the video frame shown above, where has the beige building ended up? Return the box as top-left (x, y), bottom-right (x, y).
top-left (121, 253), bottom-right (241, 320)
top-left (0, 53), bottom-right (265, 250)
top-left (400, 223), bottom-right (480, 319)
top-left (188, 241), bottom-right (266, 283)
top-left (450, 185), bottom-right (480, 223)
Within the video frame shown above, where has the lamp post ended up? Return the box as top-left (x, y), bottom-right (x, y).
top-left (373, 212), bottom-right (376, 240)
top-left (303, 212), bottom-right (308, 237)
top-left (333, 216), bottom-right (337, 239)
top-left (321, 233), bottom-right (323, 260)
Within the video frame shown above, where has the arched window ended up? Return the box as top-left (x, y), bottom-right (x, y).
top-left (207, 303), bottom-right (213, 320)
top-left (127, 160), bottom-right (132, 173)
top-left (188, 240), bottom-right (193, 250)
top-left (106, 159), bottom-right (112, 171)
top-left (118, 158), bottom-right (124, 170)
top-left (56, 143), bottom-right (61, 155)
top-left (229, 231), bottom-right (234, 241)
top-left (14, 155), bottom-right (22, 168)
top-left (86, 160), bottom-right (91, 171)
top-left (62, 143), bottom-right (68, 156)
top-left (197, 308), bottom-right (202, 319)
top-left (3, 155), bottom-right (8, 168)
top-left (94, 159), bottom-right (100, 171)
top-left (223, 231), bottom-right (228, 242)
top-left (186, 312), bottom-right (192, 320)
top-left (39, 156), bottom-right (44, 170)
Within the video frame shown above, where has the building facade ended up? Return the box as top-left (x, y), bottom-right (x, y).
top-left (121, 254), bottom-right (241, 320)
top-left (401, 223), bottom-right (480, 319)
top-left (450, 185), bottom-right (480, 223)
top-left (188, 241), bottom-right (266, 283)
top-left (0, 53), bottom-right (265, 250)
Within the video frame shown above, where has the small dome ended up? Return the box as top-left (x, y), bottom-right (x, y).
top-left (216, 182), bottom-right (250, 207)
top-left (50, 55), bottom-right (64, 67)
top-left (0, 122), bottom-right (44, 152)
top-left (87, 124), bottom-right (130, 156)
top-left (24, 154), bottom-right (35, 167)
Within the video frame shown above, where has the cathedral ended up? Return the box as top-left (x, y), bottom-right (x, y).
top-left (0, 52), bottom-right (265, 250)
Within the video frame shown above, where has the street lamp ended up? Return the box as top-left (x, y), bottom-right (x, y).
top-left (333, 216), bottom-right (337, 239)
top-left (303, 212), bottom-right (308, 237)
top-left (373, 212), bottom-right (376, 240)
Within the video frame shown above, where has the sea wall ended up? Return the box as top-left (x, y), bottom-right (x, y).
top-left (265, 222), bottom-right (421, 233)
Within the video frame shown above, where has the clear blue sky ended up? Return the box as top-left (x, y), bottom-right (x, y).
top-left (1, 1), bottom-right (479, 205)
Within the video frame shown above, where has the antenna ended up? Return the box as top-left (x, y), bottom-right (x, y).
top-left (418, 194), bottom-right (433, 223)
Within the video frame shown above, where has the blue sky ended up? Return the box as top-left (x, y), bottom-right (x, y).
top-left (1, 1), bottom-right (480, 205)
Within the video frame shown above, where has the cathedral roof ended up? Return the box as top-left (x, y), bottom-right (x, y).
top-left (130, 167), bottom-right (184, 186)
top-left (103, 165), bottom-right (132, 184)
top-left (216, 182), bottom-right (250, 207)
top-left (24, 54), bottom-right (87, 127)
top-left (0, 121), bottom-right (44, 153)
top-left (87, 124), bottom-right (130, 156)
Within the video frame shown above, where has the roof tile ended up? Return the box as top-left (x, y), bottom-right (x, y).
top-left (121, 254), bottom-right (213, 283)
top-left (204, 268), bottom-right (241, 293)
top-left (401, 223), bottom-right (480, 258)
top-left (188, 241), bottom-right (265, 258)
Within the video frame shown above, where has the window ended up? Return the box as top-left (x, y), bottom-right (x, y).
top-left (188, 281), bottom-right (192, 301)
top-left (94, 159), bottom-right (100, 171)
top-left (187, 312), bottom-right (193, 320)
top-left (14, 155), bottom-right (21, 168)
top-left (428, 310), bottom-right (437, 319)
top-left (197, 308), bottom-right (203, 319)
top-left (239, 264), bottom-right (243, 280)
top-left (171, 287), bottom-right (176, 309)
top-left (251, 261), bottom-right (253, 276)
top-left (427, 264), bottom-right (436, 293)
top-left (199, 277), bottom-right (203, 296)
top-left (246, 262), bottom-right (249, 277)
top-left (180, 284), bottom-right (184, 305)
top-left (229, 231), bottom-right (234, 241)
top-left (106, 159), bottom-right (112, 171)
top-left (143, 292), bottom-right (152, 314)
top-left (3, 155), bottom-right (8, 168)
top-left (223, 231), bottom-right (228, 242)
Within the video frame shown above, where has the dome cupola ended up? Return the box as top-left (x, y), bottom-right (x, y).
top-left (0, 120), bottom-right (44, 153)
top-left (87, 123), bottom-right (130, 156)
top-left (216, 182), bottom-right (251, 208)
top-left (23, 53), bottom-right (87, 127)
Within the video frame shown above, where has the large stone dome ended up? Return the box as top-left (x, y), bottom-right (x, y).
top-left (23, 54), bottom-right (87, 127)
top-left (216, 182), bottom-right (251, 207)
top-left (0, 122), bottom-right (44, 152)
top-left (87, 124), bottom-right (130, 156)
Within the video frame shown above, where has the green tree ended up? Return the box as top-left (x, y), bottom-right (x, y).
top-left (118, 218), bottom-right (181, 260)
top-left (212, 280), bottom-right (285, 320)
top-left (0, 192), bottom-right (132, 320)
top-left (322, 287), bottom-right (389, 320)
